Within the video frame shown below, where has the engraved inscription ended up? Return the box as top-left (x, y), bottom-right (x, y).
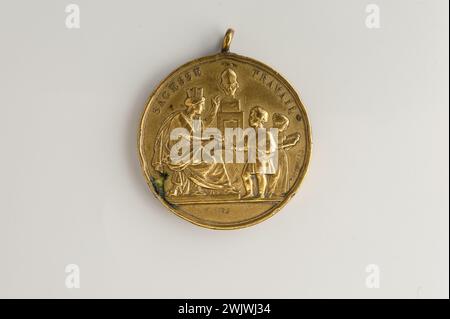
top-left (153, 66), bottom-right (202, 113)
top-left (252, 68), bottom-right (298, 114)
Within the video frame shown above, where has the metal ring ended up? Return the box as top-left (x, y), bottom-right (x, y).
top-left (221, 28), bottom-right (235, 53)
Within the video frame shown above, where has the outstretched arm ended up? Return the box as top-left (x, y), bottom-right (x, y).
top-left (280, 133), bottom-right (301, 150)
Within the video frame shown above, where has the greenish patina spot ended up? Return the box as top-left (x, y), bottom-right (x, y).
top-left (150, 172), bottom-right (168, 198)
top-left (150, 172), bottom-right (179, 208)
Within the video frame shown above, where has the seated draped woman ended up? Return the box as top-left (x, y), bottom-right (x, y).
top-left (152, 87), bottom-right (236, 197)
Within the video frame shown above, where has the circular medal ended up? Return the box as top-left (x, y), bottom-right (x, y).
top-left (138, 29), bottom-right (311, 229)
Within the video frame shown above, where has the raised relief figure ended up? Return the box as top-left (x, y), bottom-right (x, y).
top-left (219, 68), bottom-right (240, 110)
top-left (267, 113), bottom-right (301, 197)
top-left (241, 106), bottom-right (278, 199)
top-left (216, 68), bottom-right (244, 134)
top-left (216, 68), bottom-right (245, 194)
top-left (150, 71), bottom-right (299, 202)
top-left (152, 87), bottom-right (235, 196)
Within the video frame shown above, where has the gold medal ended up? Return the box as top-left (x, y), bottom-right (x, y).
top-left (138, 29), bottom-right (312, 229)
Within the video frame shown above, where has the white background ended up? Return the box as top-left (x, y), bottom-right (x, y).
top-left (0, 0), bottom-right (448, 298)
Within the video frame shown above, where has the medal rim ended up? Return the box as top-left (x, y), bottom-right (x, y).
top-left (138, 51), bottom-right (312, 230)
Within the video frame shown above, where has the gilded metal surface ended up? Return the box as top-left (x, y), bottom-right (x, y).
top-left (138, 29), bottom-right (311, 229)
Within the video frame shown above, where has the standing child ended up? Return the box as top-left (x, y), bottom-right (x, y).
top-left (267, 113), bottom-right (300, 197)
top-left (241, 106), bottom-right (277, 199)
